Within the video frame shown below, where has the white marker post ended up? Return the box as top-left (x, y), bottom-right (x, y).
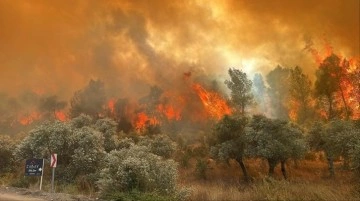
top-left (50, 153), bottom-right (57, 193)
top-left (40, 159), bottom-right (44, 191)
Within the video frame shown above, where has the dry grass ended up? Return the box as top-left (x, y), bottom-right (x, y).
top-left (186, 179), bottom-right (359, 201)
top-left (179, 158), bottom-right (360, 201)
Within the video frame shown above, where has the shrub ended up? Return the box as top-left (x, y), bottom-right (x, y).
top-left (98, 144), bottom-right (178, 195)
top-left (139, 135), bottom-right (177, 159)
top-left (0, 135), bottom-right (15, 172)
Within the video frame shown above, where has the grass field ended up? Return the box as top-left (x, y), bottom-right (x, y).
top-left (179, 158), bottom-right (360, 201)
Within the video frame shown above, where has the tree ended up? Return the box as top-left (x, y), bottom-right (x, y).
top-left (289, 66), bottom-right (313, 124)
top-left (210, 115), bottom-right (250, 181)
top-left (349, 62), bottom-right (360, 118)
top-left (70, 79), bottom-right (107, 118)
top-left (308, 119), bottom-right (359, 177)
top-left (97, 144), bottom-right (178, 195)
top-left (38, 95), bottom-right (67, 120)
top-left (266, 66), bottom-right (291, 120)
top-left (314, 54), bottom-right (350, 120)
top-left (246, 115), bottom-right (307, 179)
top-left (225, 68), bottom-right (254, 115)
top-left (138, 135), bottom-right (177, 159)
top-left (0, 135), bottom-right (15, 172)
top-left (14, 116), bottom-right (106, 184)
top-left (113, 98), bottom-right (133, 133)
top-left (94, 118), bottom-right (118, 153)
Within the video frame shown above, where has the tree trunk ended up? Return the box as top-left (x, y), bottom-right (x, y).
top-left (281, 160), bottom-right (287, 180)
top-left (268, 159), bottom-right (276, 177)
top-left (327, 156), bottom-right (335, 178)
top-left (236, 157), bottom-right (249, 182)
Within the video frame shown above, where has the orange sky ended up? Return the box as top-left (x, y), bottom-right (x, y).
top-left (0, 0), bottom-right (359, 100)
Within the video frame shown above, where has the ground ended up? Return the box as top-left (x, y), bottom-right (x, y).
top-left (0, 187), bottom-right (99, 201)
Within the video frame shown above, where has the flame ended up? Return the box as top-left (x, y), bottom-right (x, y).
top-left (192, 83), bottom-right (231, 119)
top-left (133, 112), bottom-right (159, 131)
top-left (55, 111), bottom-right (67, 121)
top-left (288, 100), bottom-right (300, 122)
top-left (108, 99), bottom-right (115, 114)
top-left (19, 112), bottom-right (41, 125)
top-left (157, 104), bottom-right (181, 120)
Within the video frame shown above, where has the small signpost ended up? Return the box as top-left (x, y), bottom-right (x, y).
top-left (50, 153), bottom-right (57, 193)
top-left (25, 159), bottom-right (44, 190)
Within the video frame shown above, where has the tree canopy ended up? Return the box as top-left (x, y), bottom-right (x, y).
top-left (225, 68), bottom-right (254, 115)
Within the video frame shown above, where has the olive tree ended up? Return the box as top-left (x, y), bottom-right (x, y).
top-left (308, 120), bottom-right (359, 177)
top-left (210, 115), bottom-right (250, 181)
top-left (97, 143), bottom-right (178, 195)
top-left (246, 115), bottom-right (307, 179)
top-left (138, 134), bottom-right (177, 159)
top-left (0, 135), bottom-right (15, 172)
top-left (14, 116), bottom-right (106, 183)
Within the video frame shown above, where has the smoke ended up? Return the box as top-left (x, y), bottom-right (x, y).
top-left (0, 0), bottom-right (358, 104)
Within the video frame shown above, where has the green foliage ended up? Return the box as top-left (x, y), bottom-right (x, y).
top-left (95, 118), bottom-right (118, 152)
top-left (139, 135), bottom-right (177, 159)
top-left (246, 115), bottom-right (307, 163)
top-left (308, 119), bottom-right (359, 176)
top-left (14, 116), bottom-right (107, 184)
top-left (210, 115), bottom-right (248, 162)
top-left (98, 144), bottom-right (178, 195)
top-left (308, 120), bottom-right (357, 160)
top-left (225, 68), bottom-right (254, 115)
top-left (0, 135), bottom-right (15, 172)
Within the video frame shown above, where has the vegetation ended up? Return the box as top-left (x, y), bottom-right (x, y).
top-left (210, 115), bottom-right (250, 181)
top-left (1, 55), bottom-right (359, 200)
top-left (225, 68), bottom-right (254, 115)
top-left (245, 115), bottom-right (307, 179)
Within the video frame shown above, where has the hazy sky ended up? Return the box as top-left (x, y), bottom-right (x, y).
top-left (0, 0), bottom-right (359, 100)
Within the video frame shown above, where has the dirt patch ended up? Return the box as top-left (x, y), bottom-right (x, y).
top-left (0, 187), bottom-right (101, 201)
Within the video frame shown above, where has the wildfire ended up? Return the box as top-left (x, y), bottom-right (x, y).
top-left (157, 104), bottom-right (181, 120)
top-left (19, 112), bottom-right (41, 125)
top-left (133, 112), bottom-right (159, 131)
top-left (108, 99), bottom-right (115, 114)
top-left (192, 83), bottom-right (231, 119)
top-left (55, 111), bottom-right (67, 121)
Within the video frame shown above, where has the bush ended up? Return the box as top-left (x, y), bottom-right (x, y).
top-left (195, 159), bottom-right (207, 180)
top-left (97, 144), bottom-right (178, 195)
top-left (138, 135), bottom-right (177, 159)
top-left (0, 135), bottom-right (15, 172)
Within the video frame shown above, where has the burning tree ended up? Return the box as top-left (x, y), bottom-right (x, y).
top-left (289, 66), bottom-right (313, 124)
top-left (225, 68), bottom-right (253, 115)
top-left (314, 54), bottom-right (351, 120)
top-left (38, 95), bottom-right (67, 120)
top-left (70, 79), bottom-right (107, 119)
